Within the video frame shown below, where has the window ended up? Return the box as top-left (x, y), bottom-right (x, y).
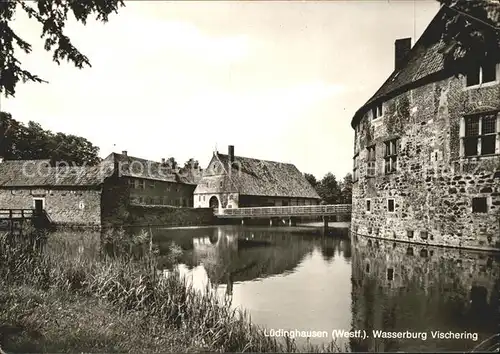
top-left (367, 145), bottom-right (376, 177)
top-left (149, 181), bottom-right (155, 188)
top-left (466, 62), bottom-right (497, 87)
top-left (372, 102), bottom-right (383, 119)
top-left (353, 154), bottom-right (359, 182)
top-left (384, 139), bottom-right (398, 174)
top-left (387, 198), bottom-right (395, 212)
top-left (472, 197), bottom-right (488, 213)
top-left (203, 195), bottom-right (206, 201)
top-left (462, 113), bottom-right (499, 157)
top-left (128, 178), bottom-right (135, 186)
top-left (366, 199), bottom-right (371, 212)
top-left (198, 195), bottom-right (201, 202)
top-left (135, 179), bottom-right (146, 189)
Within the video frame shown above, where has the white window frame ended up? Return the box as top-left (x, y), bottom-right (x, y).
top-left (32, 197), bottom-right (45, 210)
top-left (353, 153), bottom-right (360, 182)
top-left (384, 139), bottom-right (399, 174)
top-left (464, 62), bottom-right (499, 89)
top-left (366, 198), bottom-right (372, 213)
top-left (366, 145), bottom-right (376, 177)
top-left (460, 112), bottom-right (500, 157)
top-left (372, 102), bottom-right (384, 120)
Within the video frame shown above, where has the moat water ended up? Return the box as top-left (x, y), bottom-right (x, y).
top-left (152, 225), bottom-right (499, 352)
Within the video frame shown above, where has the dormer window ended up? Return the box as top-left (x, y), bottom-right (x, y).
top-left (372, 103), bottom-right (383, 120)
top-left (466, 62), bottom-right (497, 87)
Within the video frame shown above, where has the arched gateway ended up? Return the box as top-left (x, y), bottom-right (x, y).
top-left (209, 196), bottom-right (219, 210)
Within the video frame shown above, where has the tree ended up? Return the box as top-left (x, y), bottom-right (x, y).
top-left (437, 0), bottom-right (500, 70)
top-left (166, 157), bottom-right (177, 170)
top-left (316, 172), bottom-right (342, 204)
top-left (339, 173), bottom-right (353, 205)
top-left (304, 173), bottom-right (318, 189)
top-left (183, 158), bottom-right (199, 170)
top-left (1, 0), bottom-right (125, 97)
top-left (0, 111), bottom-right (100, 165)
top-left (179, 158), bottom-right (202, 183)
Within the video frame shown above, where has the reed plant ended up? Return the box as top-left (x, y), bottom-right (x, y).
top-left (0, 227), bottom-right (342, 353)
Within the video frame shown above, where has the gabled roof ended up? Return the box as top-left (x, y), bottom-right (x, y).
top-left (102, 153), bottom-right (201, 185)
top-left (194, 153), bottom-right (320, 199)
top-left (0, 160), bottom-right (106, 187)
top-left (351, 3), bottom-right (500, 128)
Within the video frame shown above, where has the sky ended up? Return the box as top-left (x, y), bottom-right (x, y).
top-left (1, 0), bottom-right (441, 180)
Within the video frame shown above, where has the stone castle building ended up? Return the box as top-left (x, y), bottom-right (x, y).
top-left (0, 152), bottom-right (204, 229)
top-left (101, 151), bottom-right (200, 208)
top-left (351, 5), bottom-right (500, 251)
top-left (193, 145), bottom-right (320, 210)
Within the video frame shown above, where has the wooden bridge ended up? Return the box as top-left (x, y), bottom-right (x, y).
top-left (216, 204), bottom-right (351, 220)
top-left (0, 209), bottom-right (51, 231)
top-left (0, 209), bottom-right (36, 220)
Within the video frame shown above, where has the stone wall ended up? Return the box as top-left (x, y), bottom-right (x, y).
top-left (101, 173), bottom-right (131, 228)
top-left (127, 176), bottom-right (196, 207)
top-left (352, 71), bottom-right (500, 251)
top-left (0, 187), bottom-right (101, 227)
top-left (350, 235), bottom-right (500, 352)
top-left (127, 205), bottom-right (215, 227)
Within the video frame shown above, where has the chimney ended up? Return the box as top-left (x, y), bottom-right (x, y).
top-left (228, 145), bottom-right (234, 163)
top-left (395, 38), bottom-right (412, 70)
top-left (122, 150), bottom-right (127, 156)
top-left (161, 158), bottom-right (165, 164)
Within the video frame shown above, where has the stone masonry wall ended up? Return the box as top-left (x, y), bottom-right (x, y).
top-left (127, 205), bottom-right (215, 227)
top-left (0, 188), bottom-right (101, 227)
top-left (352, 71), bottom-right (500, 251)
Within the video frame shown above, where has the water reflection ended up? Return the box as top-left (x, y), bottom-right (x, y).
top-left (151, 226), bottom-right (499, 351)
top-left (174, 226), bottom-right (319, 285)
top-left (351, 235), bottom-right (500, 352)
top-left (154, 225), bottom-right (353, 347)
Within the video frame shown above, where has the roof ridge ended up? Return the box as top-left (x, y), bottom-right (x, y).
top-left (217, 153), bottom-right (296, 167)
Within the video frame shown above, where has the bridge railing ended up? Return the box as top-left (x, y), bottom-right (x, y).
top-left (217, 204), bottom-right (351, 217)
top-left (0, 209), bottom-right (35, 220)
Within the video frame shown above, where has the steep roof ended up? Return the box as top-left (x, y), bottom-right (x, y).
top-left (351, 3), bottom-right (500, 128)
top-left (0, 160), bottom-right (106, 187)
top-left (194, 153), bottom-right (320, 199)
top-left (102, 153), bottom-right (201, 185)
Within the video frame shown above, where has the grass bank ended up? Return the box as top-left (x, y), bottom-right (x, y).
top-left (0, 228), bottom-right (341, 353)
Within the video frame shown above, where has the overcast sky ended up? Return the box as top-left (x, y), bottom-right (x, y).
top-left (1, 0), bottom-right (440, 180)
